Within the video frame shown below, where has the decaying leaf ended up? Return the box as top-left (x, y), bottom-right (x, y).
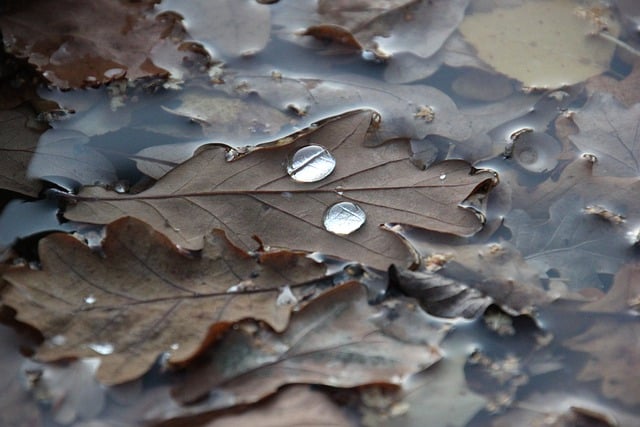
top-left (384, 224), bottom-right (550, 317)
top-left (229, 74), bottom-right (473, 144)
top-left (0, 0), bottom-right (184, 88)
top-left (202, 385), bottom-right (354, 427)
top-left (63, 110), bottom-right (496, 269)
top-left (564, 263), bottom-right (640, 406)
top-left (459, 0), bottom-right (619, 88)
top-left (1, 217), bottom-right (328, 385)
top-left (0, 107), bottom-right (43, 197)
top-left (566, 93), bottom-right (640, 177)
top-left (157, 0), bottom-right (271, 57)
top-left (167, 282), bottom-right (444, 410)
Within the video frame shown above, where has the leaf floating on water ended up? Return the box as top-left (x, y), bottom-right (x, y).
top-left (1, 217), bottom-right (328, 385)
top-left (63, 110), bottom-right (496, 269)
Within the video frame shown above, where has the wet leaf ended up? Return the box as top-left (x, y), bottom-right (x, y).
top-left (459, 0), bottom-right (619, 88)
top-left (158, 0), bottom-right (271, 57)
top-left (168, 282), bottom-right (444, 409)
top-left (567, 93), bottom-right (640, 177)
top-left (0, 107), bottom-right (43, 197)
top-left (385, 224), bottom-right (550, 317)
top-left (201, 385), bottom-right (353, 427)
top-left (63, 110), bottom-right (496, 269)
top-left (27, 129), bottom-right (117, 187)
top-left (0, 0), bottom-right (183, 88)
top-left (230, 73), bottom-right (473, 144)
top-left (1, 217), bottom-right (328, 385)
top-left (587, 60), bottom-right (640, 107)
top-left (564, 263), bottom-right (640, 406)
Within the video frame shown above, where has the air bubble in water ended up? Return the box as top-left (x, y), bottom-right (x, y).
top-left (323, 202), bottom-right (366, 235)
top-left (88, 343), bottom-right (114, 355)
top-left (286, 145), bottom-right (336, 182)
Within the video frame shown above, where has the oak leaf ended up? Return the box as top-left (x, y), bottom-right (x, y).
top-left (167, 282), bottom-right (444, 410)
top-left (1, 217), bottom-right (328, 385)
top-left (63, 110), bottom-right (496, 269)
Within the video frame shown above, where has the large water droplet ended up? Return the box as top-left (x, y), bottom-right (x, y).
top-left (88, 343), bottom-right (114, 355)
top-left (323, 202), bottom-right (366, 235)
top-left (286, 145), bottom-right (336, 182)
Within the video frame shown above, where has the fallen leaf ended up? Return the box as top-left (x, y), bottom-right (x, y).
top-left (0, 0), bottom-right (183, 88)
top-left (586, 60), bottom-right (640, 107)
top-left (566, 93), bottom-right (640, 177)
top-left (459, 0), bottom-right (619, 88)
top-left (506, 194), bottom-right (634, 291)
top-left (169, 282), bottom-right (444, 408)
top-left (564, 263), bottom-right (640, 406)
top-left (0, 107), bottom-right (43, 197)
top-left (383, 224), bottom-right (550, 317)
top-left (157, 0), bottom-right (271, 57)
top-left (1, 217), bottom-right (328, 385)
top-left (203, 385), bottom-right (354, 427)
top-left (27, 129), bottom-right (117, 187)
top-left (230, 73), bottom-right (473, 144)
top-left (382, 353), bottom-right (487, 427)
top-left (63, 110), bottom-right (496, 269)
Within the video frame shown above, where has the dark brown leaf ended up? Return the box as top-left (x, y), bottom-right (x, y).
top-left (0, 0), bottom-right (181, 88)
top-left (63, 110), bottom-right (496, 269)
top-left (1, 217), bottom-right (328, 385)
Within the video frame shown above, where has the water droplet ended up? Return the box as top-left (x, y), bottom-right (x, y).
top-left (88, 343), bottom-right (114, 355)
top-left (439, 173), bottom-right (447, 181)
top-left (286, 145), bottom-right (336, 182)
top-left (276, 285), bottom-right (298, 306)
top-left (323, 202), bottom-right (366, 235)
top-left (84, 295), bottom-right (96, 304)
top-left (170, 343), bottom-right (180, 351)
top-left (103, 68), bottom-right (126, 79)
top-left (51, 335), bottom-right (66, 346)
top-left (113, 180), bottom-right (129, 194)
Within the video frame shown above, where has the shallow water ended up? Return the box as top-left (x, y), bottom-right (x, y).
top-left (1, 0), bottom-right (640, 425)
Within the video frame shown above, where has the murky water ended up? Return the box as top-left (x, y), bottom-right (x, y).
top-left (1, 0), bottom-right (640, 426)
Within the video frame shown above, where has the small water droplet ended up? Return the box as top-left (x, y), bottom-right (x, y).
top-left (88, 343), bottom-right (114, 355)
top-left (323, 202), bottom-right (366, 235)
top-left (439, 173), bottom-right (447, 181)
top-left (84, 295), bottom-right (96, 304)
top-left (51, 335), bottom-right (66, 346)
top-left (170, 343), bottom-right (180, 351)
top-left (286, 145), bottom-right (336, 182)
top-left (276, 285), bottom-right (298, 306)
top-left (113, 180), bottom-right (129, 194)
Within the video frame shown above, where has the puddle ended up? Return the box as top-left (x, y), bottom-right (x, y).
top-left (1, 0), bottom-right (640, 425)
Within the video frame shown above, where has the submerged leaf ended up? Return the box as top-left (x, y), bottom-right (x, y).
top-left (63, 110), bottom-right (496, 269)
top-left (567, 93), bottom-right (640, 177)
top-left (0, 108), bottom-right (43, 197)
top-left (459, 0), bottom-right (619, 88)
top-left (1, 217), bottom-right (328, 385)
